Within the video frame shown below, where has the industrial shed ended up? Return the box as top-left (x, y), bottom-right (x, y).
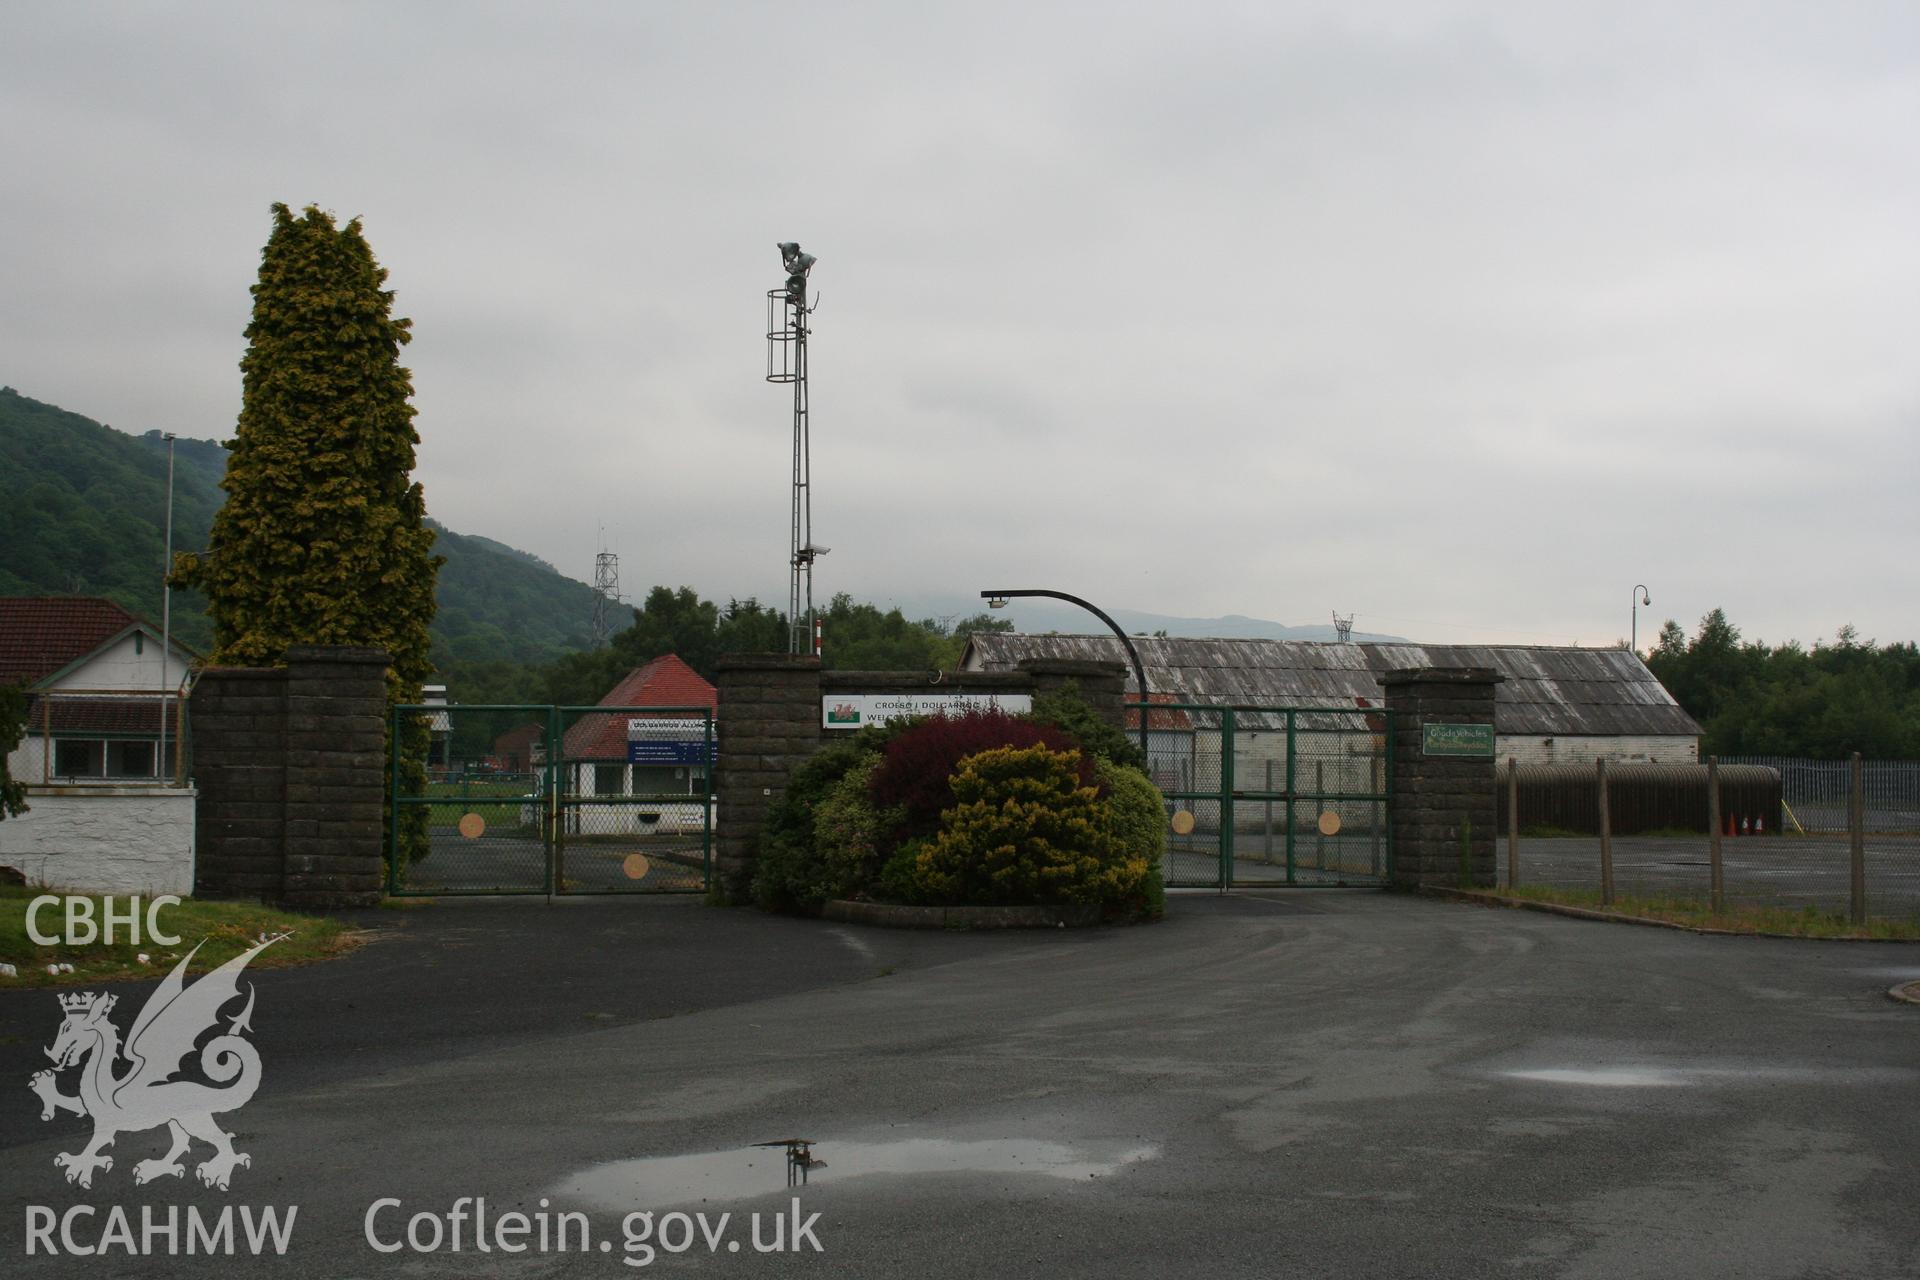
top-left (959, 635), bottom-right (1701, 767)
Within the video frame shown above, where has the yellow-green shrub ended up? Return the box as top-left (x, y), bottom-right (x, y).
top-left (1095, 758), bottom-right (1166, 860)
top-left (1093, 757), bottom-right (1167, 918)
top-left (814, 754), bottom-right (904, 898)
top-left (908, 745), bottom-right (1150, 907)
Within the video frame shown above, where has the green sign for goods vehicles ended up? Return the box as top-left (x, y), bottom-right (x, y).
top-left (1422, 722), bottom-right (1495, 758)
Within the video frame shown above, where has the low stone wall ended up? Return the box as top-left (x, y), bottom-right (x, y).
top-left (713, 656), bottom-right (1126, 898)
top-left (823, 899), bottom-right (1101, 929)
top-left (0, 786), bottom-right (197, 896)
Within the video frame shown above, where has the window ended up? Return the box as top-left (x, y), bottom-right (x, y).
top-left (50, 739), bottom-right (160, 780)
top-left (594, 763), bottom-right (627, 796)
top-left (54, 739), bottom-right (104, 778)
top-left (108, 740), bottom-right (156, 778)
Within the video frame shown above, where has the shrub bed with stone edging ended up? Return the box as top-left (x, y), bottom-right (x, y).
top-left (822, 899), bottom-right (1102, 930)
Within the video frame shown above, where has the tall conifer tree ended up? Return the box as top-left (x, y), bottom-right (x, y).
top-left (179, 203), bottom-right (439, 700)
top-left (178, 204), bottom-right (440, 867)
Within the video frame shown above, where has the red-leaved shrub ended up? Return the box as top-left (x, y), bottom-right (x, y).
top-left (869, 709), bottom-right (1097, 839)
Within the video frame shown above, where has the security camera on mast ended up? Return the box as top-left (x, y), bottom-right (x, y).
top-left (766, 242), bottom-right (824, 656)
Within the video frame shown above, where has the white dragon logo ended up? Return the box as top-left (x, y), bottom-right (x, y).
top-left (28, 934), bottom-right (282, 1191)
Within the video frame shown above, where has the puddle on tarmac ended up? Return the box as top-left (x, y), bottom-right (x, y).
top-left (555, 1139), bottom-right (1158, 1210)
top-left (1501, 1064), bottom-right (1917, 1089)
top-left (1503, 1068), bottom-right (1690, 1088)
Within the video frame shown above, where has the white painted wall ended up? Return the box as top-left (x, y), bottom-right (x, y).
top-left (6, 736), bottom-right (48, 787)
top-left (0, 786), bottom-right (197, 895)
top-left (1497, 734), bottom-right (1698, 767)
top-left (47, 630), bottom-right (192, 693)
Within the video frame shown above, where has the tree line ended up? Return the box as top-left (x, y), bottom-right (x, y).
top-left (1646, 610), bottom-right (1920, 759)
top-left (439, 586), bottom-right (1013, 710)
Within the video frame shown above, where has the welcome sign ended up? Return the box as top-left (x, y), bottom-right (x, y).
top-left (822, 692), bottom-right (1033, 730)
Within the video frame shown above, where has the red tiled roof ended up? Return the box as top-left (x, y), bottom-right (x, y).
top-left (1124, 692), bottom-right (1194, 732)
top-left (23, 694), bottom-right (171, 735)
top-left (0, 597), bottom-right (145, 687)
top-left (562, 655), bottom-right (718, 760)
top-left (492, 722), bottom-right (544, 755)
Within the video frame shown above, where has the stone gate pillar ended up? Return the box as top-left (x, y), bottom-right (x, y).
top-left (282, 646), bottom-right (390, 908)
top-left (191, 644), bottom-right (389, 907)
top-left (1018, 658), bottom-right (1129, 731)
top-left (1380, 667), bottom-right (1502, 889)
top-left (191, 667), bottom-right (291, 900)
top-left (714, 655), bottom-right (823, 900)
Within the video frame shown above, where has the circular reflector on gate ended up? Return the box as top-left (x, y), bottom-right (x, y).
top-left (1170, 810), bottom-right (1196, 836)
top-left (1317, 811), bottom-right (1342, 837)
top-left (622, 853), bottom-right (652, 880)
top-left (457, 813), bottom-right (486, 839)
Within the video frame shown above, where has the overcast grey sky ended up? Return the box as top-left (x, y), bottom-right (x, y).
top-left (5, 2), bottom-right (1915, 649)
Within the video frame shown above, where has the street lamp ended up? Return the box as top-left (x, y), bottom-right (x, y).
top-left (159, 432), bottom-right (177, 784)
top-left (980, 588), bottom-right (1150, 761)
top-left (1631, 583), bottom-right (1651, 657)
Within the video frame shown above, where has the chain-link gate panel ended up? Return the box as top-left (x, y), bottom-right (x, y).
top-left (1143, 703), bottom-right (1391, 890)
top-left (390, 704), bottom-right (552, 894)
top-left (552, 706), bottom-right (713, 893)
top-left (389, 704), bottom-right (713, 896)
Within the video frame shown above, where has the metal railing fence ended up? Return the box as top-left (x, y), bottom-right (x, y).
top-left (1720, 756), bottom-right (1920, 834)
top-left (1499, 753), bottom-right (1919, 925)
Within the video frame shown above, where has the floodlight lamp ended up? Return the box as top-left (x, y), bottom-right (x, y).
top-left (987, 597), bottom-right (1008, 609)
top-left (778, 242), bottom-right (816, 278)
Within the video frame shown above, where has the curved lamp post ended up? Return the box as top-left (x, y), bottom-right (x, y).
top-left (1631, 584), bottom-right (1651, 656)
top-left (980, 588), bottom-right (1150, 761)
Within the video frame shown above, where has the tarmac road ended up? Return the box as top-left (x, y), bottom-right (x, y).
top-left (3, 892), bottom-right (1917, 1278)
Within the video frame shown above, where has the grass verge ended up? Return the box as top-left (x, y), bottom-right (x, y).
top-left (1488, 884), bottom-right (1920, 940)
top-left (0, 887), bottom-right (360, 988)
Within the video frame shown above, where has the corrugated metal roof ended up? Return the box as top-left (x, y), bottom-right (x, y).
top-left (962, 635), bottom-right (1702, 739)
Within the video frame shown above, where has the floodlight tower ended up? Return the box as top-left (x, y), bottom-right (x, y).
top-left (590, 545), bottom-right (624, 648)
top-left (767, 242), bottom-right (825, 655)
top-left (1332, 611), bottom-right (1355, 644)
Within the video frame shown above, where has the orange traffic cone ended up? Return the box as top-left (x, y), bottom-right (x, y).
top-left (1755, 816), bottom-right (1765, 835)
top-left (1739, 816), bottom-right (1750, 836)
top-left (1724, 814), bottom-right (1734, 837)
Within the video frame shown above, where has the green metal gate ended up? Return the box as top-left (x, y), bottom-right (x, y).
top-left (388, 703), bottom-right (714, 896)
top-left (1141, 702), bottom-right (1392, 890)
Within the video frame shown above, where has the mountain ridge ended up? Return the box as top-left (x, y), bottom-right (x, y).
top-left (881, 595), bottom-right (1404, 644)
top-left (0, 385), bottom-right (599, 665)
